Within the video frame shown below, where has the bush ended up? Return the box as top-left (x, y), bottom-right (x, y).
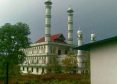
top-left (0, 73), bottom-right (90, 84)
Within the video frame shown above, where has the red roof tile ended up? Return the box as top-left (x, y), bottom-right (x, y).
top-left (36, 33), bottom-right (66, 43)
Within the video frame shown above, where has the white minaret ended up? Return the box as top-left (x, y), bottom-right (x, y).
top-left (67, 8), bottom-right (74, 45)
top-left (91, 33), bottom-right (96, 42)
top-left (44, 0), bottom-right (52, 64)
top-left (45, 0), bottom-right (52, 42)
top-left (77, 30), bottom-right (83, 73)
top-left (77, 30), bottom-right (83, 55)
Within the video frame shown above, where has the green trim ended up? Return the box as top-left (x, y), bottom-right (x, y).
top-left (74, 36), bottom-right (117, 51)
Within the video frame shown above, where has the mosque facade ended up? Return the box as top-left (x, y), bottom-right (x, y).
top-left (20, 0), bottom-right (94, 75)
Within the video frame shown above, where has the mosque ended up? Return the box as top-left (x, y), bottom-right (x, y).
top-left (20, 0), bottom-right (95, 75)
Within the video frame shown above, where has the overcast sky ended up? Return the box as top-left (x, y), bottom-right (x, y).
top-left (0, 0), bottom-right (117, 44)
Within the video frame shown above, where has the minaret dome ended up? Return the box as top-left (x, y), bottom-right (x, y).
top-left (77, 30), bottom-right (83, 39)
top-left (67, 8), bottom-right (74, 13)
top-left (77, 30), bottom-right (82, 35)
top-left (91, 33), bottom-right (96, 42)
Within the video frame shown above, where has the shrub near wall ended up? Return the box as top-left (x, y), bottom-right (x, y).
top-left (18, 73), bottom-right (81, 81)
top-left (0, 73), bottom-right (90, 84)
top-left (8, 73), bottom-right (81, 84)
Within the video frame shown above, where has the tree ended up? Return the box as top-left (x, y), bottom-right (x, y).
top-left (47, 55), bottom-right (62, 73)
top-left (62, 51), bottom-right (77, 73)
top-left (0, 22), bottom-right (30, 82)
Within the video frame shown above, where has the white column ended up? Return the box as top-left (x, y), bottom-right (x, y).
top-left (40, 46), bottom-right (42, 54)
top-left (39, 46), bottom-right (40, 54)
top-left (39, 68), bottom-right (42, 75)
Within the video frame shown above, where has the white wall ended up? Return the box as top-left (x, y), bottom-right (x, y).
top-left (90, 42), bottom-right (117, 84)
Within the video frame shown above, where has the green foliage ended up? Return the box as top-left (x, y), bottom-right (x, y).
top-left (47, 63), bottom-right (62, 73)
top-left (0, 73), bottom-right (91, 84)
top-left (4, 73), bottom-right (82, 84)
top-left (45, 80), bottom-right (79, 84)
top-left (62, 51), bottom-right (77, 73)
top-left (13, 80), bottom-right (79, 84)
top-left (47, 55), bottom-right (62, 73)
top-left (0, 22), bottom-right (30, 76)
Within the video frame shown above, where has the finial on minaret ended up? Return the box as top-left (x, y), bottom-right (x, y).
top-left (91, 33), bottom-right (96, 42)
top-left (78, 26), bottom-right (81, 30)
top-left (45, 0), bottom-right (52, 3)
top-left (67, 7), bottom-right (74, 45)
top-left (46, 0), bottom-right (51, 1)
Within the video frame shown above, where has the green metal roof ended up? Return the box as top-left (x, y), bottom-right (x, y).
top-left (74, 36), bottom-right (117, 51)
